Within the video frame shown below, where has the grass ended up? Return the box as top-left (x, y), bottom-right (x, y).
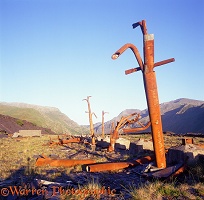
top-left (0, 135), bottom-right (78, 180)
top-left (124, 181), bottom-right (204, 200)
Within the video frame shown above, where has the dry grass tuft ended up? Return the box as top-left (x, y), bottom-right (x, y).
top-left (124, 180), bottom-right (204, 200)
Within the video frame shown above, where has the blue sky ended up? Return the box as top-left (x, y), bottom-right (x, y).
top-left (1, 0), bottom-right (204, 125)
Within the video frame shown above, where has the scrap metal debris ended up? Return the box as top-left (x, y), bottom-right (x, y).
top-left (46, 135), bottom-right (83, 146)
top-left (108, 112), bottom-right (148, 152)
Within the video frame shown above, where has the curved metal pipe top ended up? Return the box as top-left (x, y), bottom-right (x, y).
top-left (111, 43), bottom-right (144, 71)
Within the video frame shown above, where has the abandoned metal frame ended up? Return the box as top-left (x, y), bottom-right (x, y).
top-left (112, 20), bottom-right (175, 168)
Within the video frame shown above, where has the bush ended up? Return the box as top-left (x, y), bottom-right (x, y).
top-left (16, 119), bottom-right (24, 126)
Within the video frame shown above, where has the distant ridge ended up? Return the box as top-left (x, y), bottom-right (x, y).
top-left (1, 98), bottom-right (203, 135)
top-left (0, 102), bottom-right (89, 135)
top-left (94, 98), bottom-right (204, 134)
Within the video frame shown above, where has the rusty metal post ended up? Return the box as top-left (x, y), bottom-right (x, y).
top-left (102, 111), bottom-right (108, 139)
top-left (141, 21), bottom-right (166, 168)
top-left (112, 20), bottom-right (175, 168)
top-left (83, 96), bottom-right (97, 145)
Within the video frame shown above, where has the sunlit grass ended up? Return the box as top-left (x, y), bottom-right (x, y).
top-left (0, 135), bottom-right (79, 180)
top-left (124, 181), bottom-right (204, 200)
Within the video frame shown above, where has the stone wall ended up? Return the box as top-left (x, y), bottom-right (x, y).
top-left (12, 130), bottom-right (42, 137)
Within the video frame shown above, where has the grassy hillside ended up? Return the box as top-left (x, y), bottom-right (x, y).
top-left (0, 103), bottom-right (89, 135)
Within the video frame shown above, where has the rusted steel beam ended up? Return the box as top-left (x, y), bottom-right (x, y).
top-left (86, 155), bottom-right (155, 172)
top-left (35, 156), bottom-right (96, 167)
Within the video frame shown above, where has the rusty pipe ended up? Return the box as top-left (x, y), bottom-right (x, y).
top-left (123, 121), bottom-right (151, 133)
top-left (125, 67), bottom-right (141, 75)
top-left (143, 33), bottom-right (166, 168)
top-left (35, 157), bottom-right (96, 167)
top-left (125, 58), bottom-right (175, 75)
top-left (86, 155), bottom-right (155, 172)
top-left (112, 43), bottom-right (144, 70)
top-left (87, 162), bottom-right (134, 172)
top-left (154, 58), bottom-right (175, 68)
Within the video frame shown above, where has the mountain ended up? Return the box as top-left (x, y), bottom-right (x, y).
top-left (0, 102), bottom-right (89, 135)
top-left (94, 109), bottom-right (141, 133)
top-left (1, 98), bottom-right (203, 136)
top-left (94, 98), bottom-right (204, 134)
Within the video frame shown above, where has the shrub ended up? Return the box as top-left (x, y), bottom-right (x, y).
top-left (16, 119), bottom-right (24, 126)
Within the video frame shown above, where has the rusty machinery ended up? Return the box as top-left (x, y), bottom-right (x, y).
top-left (108, 112), bottom-right (150, 152)
top-left (83, 96), bottom-right (97, 145)
top-left (111, 20), bottom-right (175, 168)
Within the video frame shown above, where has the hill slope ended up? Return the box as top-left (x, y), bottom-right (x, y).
top-left (0, 102), bottom-right (89, 135)
top-left (94, 98), bottom-right (204, 134)
top-left (0, 114), bottom-right (56, 135)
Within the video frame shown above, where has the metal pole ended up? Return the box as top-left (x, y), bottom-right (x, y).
top-left (143, 31), bottom-right (166, 168)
